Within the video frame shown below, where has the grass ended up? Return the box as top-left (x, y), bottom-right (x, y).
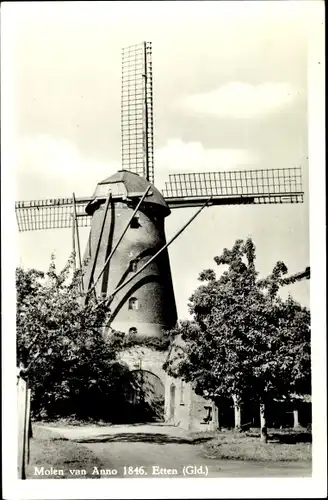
top-left (198, 428), bottom-right (312, 462)
top-left (35, 417), bottom-right (113, 427)
top-left (26, 423), bottom-right (312, 479)
top-left (26, 425), bottom-right (104, 479)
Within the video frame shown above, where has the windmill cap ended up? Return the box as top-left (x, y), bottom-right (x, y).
top-left (86, 170), bottom-right (170, 216)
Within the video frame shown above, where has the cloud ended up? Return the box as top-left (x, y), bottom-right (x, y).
top-left (154, 138), bottom-right (258, 190)
top-left (178, 82), bottom-right (299, 119)
top-left (17, 135), bottom-right (258, 198)
top-left (156, 139), bottom-right (256, 171)
top-left (16, 134), bottom-right (120, 199)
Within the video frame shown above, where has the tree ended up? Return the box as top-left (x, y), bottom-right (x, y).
top-left (164, 238), bottom-right (311, 442)
top-left (16, 255), bottom-right (126, 420)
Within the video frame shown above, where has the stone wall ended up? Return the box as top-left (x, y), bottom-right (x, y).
top-left (164, 375), bottom-right (213, 431)
top-left (115, 342), bottom-right (221, 431)
top-left (119, 345), bottom-right (167, 381)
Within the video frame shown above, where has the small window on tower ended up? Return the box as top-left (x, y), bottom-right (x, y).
top-left (130, 215), bottom-right (140, 229)
top-left (128, 297), bottom-right (139, 310)
top-left (131, 260), bottom-right (138, 272)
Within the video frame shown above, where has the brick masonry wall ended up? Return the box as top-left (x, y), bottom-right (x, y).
top-left (117, 345), bottom-right (213, 430)
top-left (83, 201), bottom-right (177, 337)
top-left (164, 376), bottom-right (193, 430)
top-left (164, 375), bottom-right (214, 431)
top-left (119, 346), bottom-right (167, 382)
top-left (189, 392), bottom-right (212, 430)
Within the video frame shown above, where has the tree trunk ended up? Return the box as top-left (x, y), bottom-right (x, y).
top-left (293, 409), bottom-right (299, 428)
top-left (216, 405), bottom-right (220, 431)
top-left (260, 402), bottom-right (268, 443)
top-left (232, 395), bottom-right (241, 431)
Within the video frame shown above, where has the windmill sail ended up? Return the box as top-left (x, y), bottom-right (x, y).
top-left (15, 197), bottom-right (92, 232)
top-left (15, 43), bottom-right (304, 233)
top-left (15, 167), bottom-right (304, 231)
top-left (121, 42), bottom-right (154, 183)
top-left (162, 167), bottom-right (304, 208)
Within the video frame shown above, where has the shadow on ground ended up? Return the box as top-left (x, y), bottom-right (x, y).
top-left (269, 431), bottom-right (312, 444)
top-left (67, 433), bottom-right (213, 445)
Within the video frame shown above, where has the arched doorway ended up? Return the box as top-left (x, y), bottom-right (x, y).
top-left (121, 369), bottom-right (165, 423)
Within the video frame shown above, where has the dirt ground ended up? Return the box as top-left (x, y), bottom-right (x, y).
top-left (38, 423), bottom-right (311, 478)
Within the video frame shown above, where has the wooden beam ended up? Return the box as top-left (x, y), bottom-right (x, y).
top-left (93, 197), bottom-right (212, 313)
top-left (72, 214), bottom-right (76, 273)
top-left (86, 186), bottom-right (151, 296)
top-left (72, 193), bottom-right (83, 286)
top-left (86, 193), bottom-right (112, 294)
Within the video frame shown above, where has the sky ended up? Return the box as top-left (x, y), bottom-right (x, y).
top-left (6, 0), bottom-right (312, 318)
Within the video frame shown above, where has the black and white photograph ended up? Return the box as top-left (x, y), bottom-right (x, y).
top-left (1, 1), bottom-right (326, 498)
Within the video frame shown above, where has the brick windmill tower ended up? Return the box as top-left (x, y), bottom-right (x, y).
top-left (15, 42), bottom-right (304, 425)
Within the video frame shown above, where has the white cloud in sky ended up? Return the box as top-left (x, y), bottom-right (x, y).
top-left (17, 134), bottom-right (120, 198)
top-left (155, 138), bottom-right (258, 190)
top-left (178, 82), bottom-right (299, 119)
top-left (17, 135), bottom-right (258, 197)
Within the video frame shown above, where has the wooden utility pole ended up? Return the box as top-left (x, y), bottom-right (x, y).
top-left (17, 368), bottom-right (30, 479)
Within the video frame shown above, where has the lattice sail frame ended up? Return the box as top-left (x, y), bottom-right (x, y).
top-left (15, 43), bottom-right (304, 232)
top-left (15, 168), bottom-right (303, 232)
top-left (15, 197), bottom-right (92, 232)
top-left (121, 42), bottom-right (154, 183)
top-left (163, 167), bottom-right (303, 207)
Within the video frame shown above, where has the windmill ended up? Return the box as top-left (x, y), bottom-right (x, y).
top-left (15, 41), bottom-right (305, 341)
